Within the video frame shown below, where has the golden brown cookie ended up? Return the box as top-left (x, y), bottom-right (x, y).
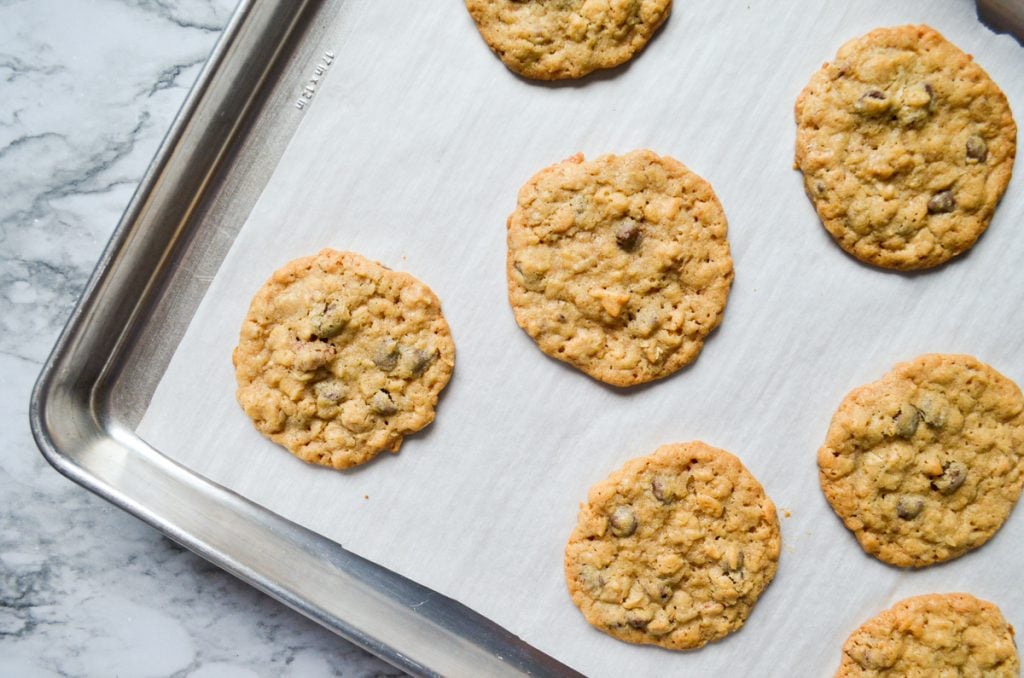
top-left (795, 25), bottom-right (1017, 270)
top-left (506, 151), bottom-right (733, 387)
top-left (836, 593), bottom-right (1019, 677)
top-left (564, 442), bottom-right (780, 650)
top-left (464, 0), bottom-right (671, 81)
top-left (233, 249), bottom-right (455, 470)
top-left (818, 354), bottom-right (1024, 567)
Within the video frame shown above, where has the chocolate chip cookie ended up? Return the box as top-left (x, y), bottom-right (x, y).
top-left (836, 593), bottom-right (1019, 677)
top-left (507, 151), bottom-right (733, 387)
top-left (233, 249), bottom-right (455, 470)
top-left (818, 354), bottom-right (1024, 567)
top-left (465, 0), bottom-right (671, 80)
top-left (795, 25), bottom-right (1017, 270)
top-left (564, 442), bottom-right (780, 649)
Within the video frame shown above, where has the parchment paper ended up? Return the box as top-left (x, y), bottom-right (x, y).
top-left (138, 1), bottom-right (1024, 675)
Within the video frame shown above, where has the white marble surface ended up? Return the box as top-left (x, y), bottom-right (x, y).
top-left (0, 2), bottom-right (402, 676)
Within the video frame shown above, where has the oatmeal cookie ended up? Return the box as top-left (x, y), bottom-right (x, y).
top-left (506, 150), bottom-right (733, 387)
top-left (836, 593), bottom-right (1019, 677)
top-left (464, 0), bottom-right (671, 81)
top-left (795, 25), bottom-right (1016, 270)
top-left (233, 249), bottom-right (455, 470)
top-left (564, 442), bottom-right (780, 649)
top-left (818, 354), bottom-right (1024, 567)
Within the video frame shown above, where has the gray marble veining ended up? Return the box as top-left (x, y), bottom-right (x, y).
top-left (0, 1), bottom-right (402, 675)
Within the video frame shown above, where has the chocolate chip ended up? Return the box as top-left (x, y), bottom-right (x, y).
top-left (966, 135), bottom-right (988, 163)
top-left (615, 220), bottom-right (641, 251)
top-left (609, 506), bottom-right (638, 537)
top-left (314, 379), bottom-right (345, 404)
top-left (311, 301), bottom-right (349, 339)
top-left (855, 89), bottom-right (889, 114)
top-left (294, 341), bottom-right (335, 371)
top-left (373, 340), bottom-right (400, 372)
top-left (896, 496), bottom-right (924, 519)
top-left (651, 476), bottom-right (675, 503)
top-left (405, 347), bottom-right (435, 377)
top-left (927, 191), bottom-right (956, 214)
top-left (916, 395), bottom-right (949, 428)
top-left (894, 404), bottom-right (921, 439)
top-left (369, 390), bottom-right (398, 416)
top-left (513, 261), bottom-right (544, 291)
top-left (627, 617), bottom-right (649, 630)
top-left (933, 461), bottom-right (967, 495)
top-left (894, 83), bottom-right (935, 126)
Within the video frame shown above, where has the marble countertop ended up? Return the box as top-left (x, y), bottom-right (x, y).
top-left (1, 2), bottom-right (401, 676)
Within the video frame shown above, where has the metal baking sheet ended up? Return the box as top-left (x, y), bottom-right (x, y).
top-left (33, 1), bottom-right (1024, 676)
top-left (30, 1), bottom-right (575, 675)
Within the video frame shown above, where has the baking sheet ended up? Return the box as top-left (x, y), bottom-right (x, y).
top-left (138, 1), bottom-right (1024, 675)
